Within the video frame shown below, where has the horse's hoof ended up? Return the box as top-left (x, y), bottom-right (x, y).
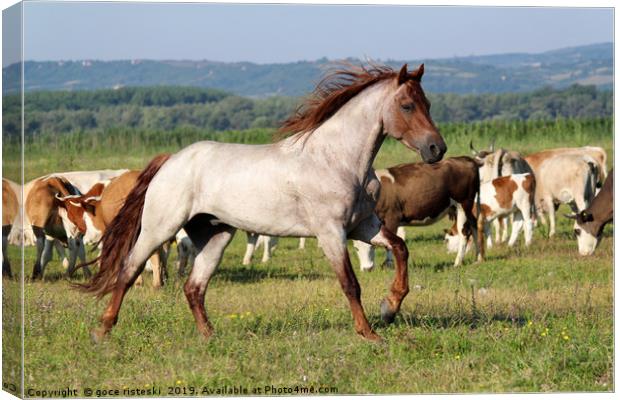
top-left (380, 299), bottom-right (397, 324)
top-left (361, 331), bottom-right (383, 342)
top-left (90, 328), bottom-right (108, 344)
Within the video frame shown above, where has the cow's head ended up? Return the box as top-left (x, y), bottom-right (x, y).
top-left (54, 194), bottom-right (97, 237)
top-left (443, 222), bottom-right (461, 254)
top-left (470, 140), bottom-right (501, 182)
top-left (566, 208), bottom-right (600, 256)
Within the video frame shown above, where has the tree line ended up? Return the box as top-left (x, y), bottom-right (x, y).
top-left (2, 84), bottom-right (612, 138)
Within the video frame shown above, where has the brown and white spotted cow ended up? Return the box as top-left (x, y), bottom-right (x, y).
top-left (445, 173), bottom-right (536, 258)
top-left (567, 169), bottom-right (613, 256)
top-left (2, 179), bottom-right (19, 277)
top-left (354, 156), bottom-right (481, 270)
top-left (24, 176), bottom-right (86, 279)
top-left (470, 142), bottom-right (534, 245)
top-left (56, 170), bottom-right (169, 287)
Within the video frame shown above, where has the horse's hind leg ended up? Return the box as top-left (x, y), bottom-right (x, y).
top-left (93, 220), bottom-right (182, 342)
top-left (183, 217), bottom-right (236, 339)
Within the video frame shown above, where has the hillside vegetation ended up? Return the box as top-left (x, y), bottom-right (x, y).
top-left (2, 84), bottom-right (612, 139)
top-left (2, 43), bottom-right (612, 96)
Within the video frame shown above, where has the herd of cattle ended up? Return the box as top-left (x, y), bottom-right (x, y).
top-left (1, 143), bottom-right (613, 283)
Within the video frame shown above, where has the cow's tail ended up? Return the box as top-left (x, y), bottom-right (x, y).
top-left (528, 174), bottom-right (537, 221)
top-left (76, 154), bottom-right (171, 298)
top-left (471, 162), bottom-right (484, 260)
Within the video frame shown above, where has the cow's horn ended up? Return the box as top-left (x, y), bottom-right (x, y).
top-left (469, 140), bottom-right (478, 155)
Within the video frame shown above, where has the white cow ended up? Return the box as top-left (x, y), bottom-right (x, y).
top-left (535, 154), bottom-right (599, 237)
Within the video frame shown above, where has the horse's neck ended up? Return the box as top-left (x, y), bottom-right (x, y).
top-left (301, 82), bottom-right (389, 182)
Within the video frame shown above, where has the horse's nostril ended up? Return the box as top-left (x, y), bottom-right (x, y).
top-left (430, 144), bottom-right (439, 157)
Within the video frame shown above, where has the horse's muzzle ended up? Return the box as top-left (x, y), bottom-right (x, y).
top-left (420, 136), bottom-right (447, 164)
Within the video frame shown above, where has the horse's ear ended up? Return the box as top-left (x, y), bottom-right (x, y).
top-left (397, 64), bottom-right (409, 85)
top-left (410, 63), bottom-right (424, 81)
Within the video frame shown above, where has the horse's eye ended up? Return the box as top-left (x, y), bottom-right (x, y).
top-left (400, 103), bottom-right (415, 113)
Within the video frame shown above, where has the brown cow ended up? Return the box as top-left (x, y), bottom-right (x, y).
top-left (57, 171), bottom-right (168, 287)
top-left (567, 168), bottom-right (613, 256)
top-left (354, 156), bottom-right (481, 269)
top-left (2, 179), bottom-right (19, 277)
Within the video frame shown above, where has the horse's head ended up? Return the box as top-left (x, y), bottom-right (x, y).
top-left (382, 64), bottom-right (446, 163)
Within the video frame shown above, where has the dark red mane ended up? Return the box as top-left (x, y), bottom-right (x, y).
top-left (278, 63), bottom-right (399, 138)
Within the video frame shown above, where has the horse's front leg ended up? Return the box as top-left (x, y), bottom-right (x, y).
top-left (317, 228), bottom-right (380, 342)
top-left (349, 214), bottom-right (409, 325)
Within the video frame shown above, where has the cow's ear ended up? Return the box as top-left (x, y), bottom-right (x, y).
top-left (581, 211), bottom-right (594, 222)
top-left (54, 193), bottom-right (66, 208)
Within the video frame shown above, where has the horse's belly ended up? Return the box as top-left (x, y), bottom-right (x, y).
top-left (198, 188), bottom-right (312, 237)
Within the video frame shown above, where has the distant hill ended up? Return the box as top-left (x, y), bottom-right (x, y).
top-left (3, 42), bottom-right (612, 96)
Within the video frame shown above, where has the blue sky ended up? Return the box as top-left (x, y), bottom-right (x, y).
top-left (3, 3), bottom-right (614, 66)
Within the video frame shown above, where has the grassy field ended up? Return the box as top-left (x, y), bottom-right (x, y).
top-left (2, 120), bottom-right (614, 395)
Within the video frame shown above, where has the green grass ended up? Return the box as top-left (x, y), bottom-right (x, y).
top-left (2, 118), bottom-right (614, 395)
top-left (2, 208), bottom-right (613, 394)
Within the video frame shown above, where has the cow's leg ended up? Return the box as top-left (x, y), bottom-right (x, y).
top-left (493, 219), bottom-right (501, 244)
top-left (242, 232), bottom-right (258, 266)
top-left (76, 239), bottom-right (91, 278)
top-left (41, 235), bottom-right (57, 275)
top-left (520, 202), bottom-right (533, 247)
top-left (544, 197), bottom-right (556, 237)
top-left (508, 212), bottom-right (524, 247)
top-left (350, 214), bottom-right (409, 327)
top-left (2, 226), bottom-right (11, 278)
top-left (318, 226), bottom-right (380, 341)
top-left (503, 215), bottom-right (513, 242)
top-left (261, 236), bottom-right (274, 263)
top-left (298, 237), bottom-right (306, 249)
top-left (479, 220), bottom-right (491, 261)
top-left (380, 216), bottom-right (400, 268)
top-left (65, 236), bottom-right (82, 277)
top-left (160, 241), bottom-right (170, 282)
top-left (352, 240), bottom-right (375, 271)
top-left (453, 204), bottom-right (468, 267)
top-left (149, 250), bottom-right (163, 289)
top-left (31, 227), bottom-right (47, 280)
top-left (51, 239), bottom-right (69, 270)
top-left (177, 239), bottom-right (189, 277)
top-left (183, 222), bottom-right (236, 339)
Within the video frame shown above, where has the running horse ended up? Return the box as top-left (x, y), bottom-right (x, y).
top-left (81, 63), bottom-right (446, 342)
